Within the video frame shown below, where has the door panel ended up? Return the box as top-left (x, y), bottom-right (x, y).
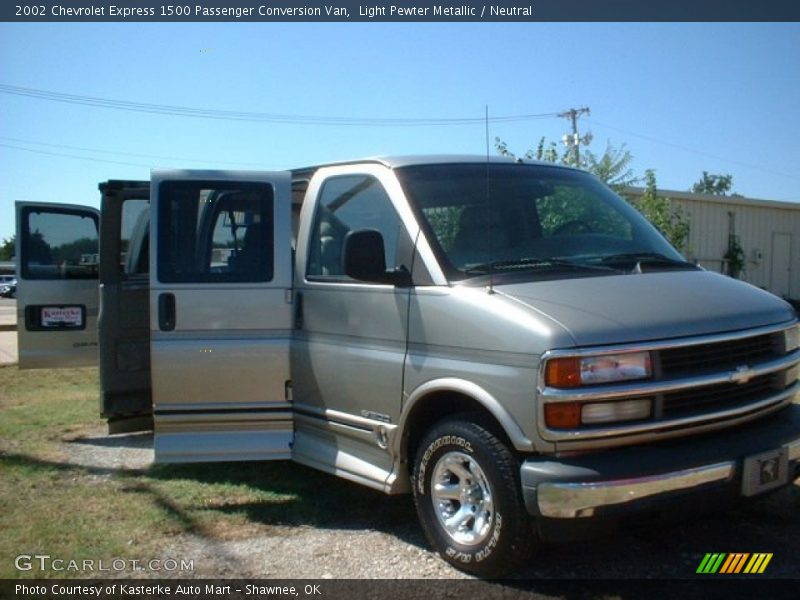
top-left (15, 202), bottom-right (100, 368)
top-left (150, 170), bottom-right (293, 463)
top-left (770, 232), bottom-right (792, 299)
top-left (98, 181), bottom-right (153, 433)
top-left (291, 168), bottom-right (415, 488)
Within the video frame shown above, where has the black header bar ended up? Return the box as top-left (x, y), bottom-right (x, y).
top-left (3, 579), bottom-right (800, 600)
top-left (3, 1), bottom-right (800, 23)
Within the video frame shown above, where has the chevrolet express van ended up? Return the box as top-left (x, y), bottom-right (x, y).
top-left (15, 156), bottom-right (800, 575)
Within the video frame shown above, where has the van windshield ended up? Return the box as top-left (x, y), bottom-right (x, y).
top-left (396, 163), bottom-right (693, 282)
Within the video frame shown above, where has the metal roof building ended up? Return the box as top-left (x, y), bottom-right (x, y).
top-left (624, 188), bottom-right (800, 304)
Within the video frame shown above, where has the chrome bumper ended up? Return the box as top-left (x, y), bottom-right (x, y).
top-left (527, 437), bottom-right (800, 519)
top-left (536, 462), bottom-right (734, 518)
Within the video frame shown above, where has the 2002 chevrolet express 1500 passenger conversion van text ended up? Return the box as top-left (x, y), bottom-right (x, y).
top-left (15, 156), bottom-right (800, 576)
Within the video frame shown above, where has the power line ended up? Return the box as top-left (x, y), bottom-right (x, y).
top-left (0, 83), bottom-right (560, 127)
top-left (0, 136), bottom-right (269, 167)
top-left (558, 107), bottom-right (592, 165)
top-left (0, 142), bottom-right (153, 168)
top-left (586, 118), bottom-right (800, 183)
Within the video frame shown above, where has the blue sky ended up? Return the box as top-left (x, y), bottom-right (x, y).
top-left (1, 22), bottom-right (799, 241)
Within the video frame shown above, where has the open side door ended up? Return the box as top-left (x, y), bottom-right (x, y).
top-left (15, 202), bottom-right (100, 368)
top-left (150, 170), bottom-right (293, 463)
top-left (98, 181), bottom-right (153, 434)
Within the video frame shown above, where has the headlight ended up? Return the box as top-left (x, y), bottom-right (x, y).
top-left (581, 399), bottom-right (652, 425)
top-left (545, 352), bottom-right (652, 388)
top-left (786, 325), bottom-right (800, 353)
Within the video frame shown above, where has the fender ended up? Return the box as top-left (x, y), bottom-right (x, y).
top-left (395, 377), bottom-right (535, 457)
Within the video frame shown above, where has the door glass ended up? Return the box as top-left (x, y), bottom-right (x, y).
top-left (21, 208), bottom-right (99, 279)
top-left (120, 199), bottom-right (150, 277)
top-left (157, 182), bottom-right (274, 283)
top-left (536, 189), bottom-right (632, 239)
top-left (306, 175), bottom-right (404, 279)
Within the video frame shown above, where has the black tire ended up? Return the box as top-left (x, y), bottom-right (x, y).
top-left (411, 418), bottom-right (535, 577)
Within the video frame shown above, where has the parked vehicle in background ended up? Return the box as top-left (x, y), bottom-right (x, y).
top-left (14, 157), bottom-right (800, 576)
top-left (0, 276), bottom-right (17, 298)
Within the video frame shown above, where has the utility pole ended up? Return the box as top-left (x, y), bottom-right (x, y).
top-left (558, 106), bottom-right (592, 166)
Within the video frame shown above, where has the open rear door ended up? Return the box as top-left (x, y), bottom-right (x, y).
top-left (150, 170), bottom-right (293, 463)
top-left (98, 181), bottom-right (153, 434)
top-left (15, 202), bottom-right (100, 368)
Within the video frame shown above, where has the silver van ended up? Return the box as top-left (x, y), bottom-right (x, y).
top-left (15, 157), bottom-right (800, 576)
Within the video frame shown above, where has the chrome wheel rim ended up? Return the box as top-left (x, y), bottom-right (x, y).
top-left (430, 451), bottom-right (494, 546)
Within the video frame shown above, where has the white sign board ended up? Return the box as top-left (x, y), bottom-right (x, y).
top-left (41, 306), bottom-right (83, 328)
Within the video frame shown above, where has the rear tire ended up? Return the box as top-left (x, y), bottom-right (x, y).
top-left (411, 418), bottom-right (534, 577)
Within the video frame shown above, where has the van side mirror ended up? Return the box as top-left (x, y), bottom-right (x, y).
top-left (343, 229), bottom-right (412, 287)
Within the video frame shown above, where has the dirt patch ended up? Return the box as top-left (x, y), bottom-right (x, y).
top-left (64, 427), bottom-right (154, 473)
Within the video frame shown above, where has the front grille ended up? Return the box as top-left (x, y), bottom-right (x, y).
top-left (659, 333), bottom-right (782, 378)
top-left (661, 374), bottom-right (783, 419)
top-left (540, 324), bottom-right (799, 443)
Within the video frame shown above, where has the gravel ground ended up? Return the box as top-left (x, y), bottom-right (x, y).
top-left (61, 425), bottom-right (800, 582)
top-left (62, 427), bottom-right (466, 579)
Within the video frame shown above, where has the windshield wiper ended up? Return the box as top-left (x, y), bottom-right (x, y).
top-left (464, 258), bottom-right (618, 275)
top-left (596, 252), bottom-right (698, 271)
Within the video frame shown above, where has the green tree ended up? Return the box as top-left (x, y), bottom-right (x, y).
top-left (582, 143), bottom-right (638, 192)
top-left (532, 137), bottom-right (568, 164)
top-left (495, 136), bottom-right (691, 252)
top-left (0, 235), bottom-right (14, 261)
top-left (692, 172), bottom-right (734, 195)
top-left (629, 170), bottom-right (691, 252)
top-left (494, 136), bottom-right (568, 164)
top-left (52, 236), bottom-right (98, 264)
top-left (495, 137), bottom-right (636, 190)
top-left (24, 230), bottom-right (53, 266)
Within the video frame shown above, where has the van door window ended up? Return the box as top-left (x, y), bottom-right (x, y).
top-left (306, 175), bottom-right (404, 280)
top-left (156, 182), bottom-right (274, 283)
top-left (20, 208), bottom-right (99, 280)
top-left (121, 198), bottom-right (150, 277)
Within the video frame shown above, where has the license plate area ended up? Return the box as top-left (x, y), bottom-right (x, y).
top-left (24, 304), bottom-right (87, 331)
top-left (742, 448), bottom-right (789, 496)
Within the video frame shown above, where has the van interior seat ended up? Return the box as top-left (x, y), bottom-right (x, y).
top-left (319, 220), bottom-right (343, 276)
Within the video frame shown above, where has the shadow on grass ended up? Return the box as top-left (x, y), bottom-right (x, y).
top-left (146, 460), bottom-right (423, 542)
top-left (66, 432), bottom-right (153, 449)
top-left (0, 450), bottom-right (423, 547)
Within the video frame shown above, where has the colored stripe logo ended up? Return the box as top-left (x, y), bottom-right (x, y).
top-left (696, 553), bottom-right (773, 574)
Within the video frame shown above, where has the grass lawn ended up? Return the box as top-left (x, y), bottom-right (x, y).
top-left (0, 366), bottom-right (410, 579)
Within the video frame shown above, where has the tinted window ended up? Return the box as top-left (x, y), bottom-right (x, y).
top-left (21, 208), bottom-right (99, 280)
top-left (157, 181), bottom-right (274, 283)
top-left (536, 189), bottom-right (632, 239)
top-left (397, 164), bottom-right (683, 281)
top-left (121, 198), bottom-right (150, 277)
top-left (306, 175), bottom-right (404, 280)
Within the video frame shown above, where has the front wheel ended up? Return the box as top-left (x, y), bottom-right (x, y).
top-left (412, 419), bottom-right (534, 577)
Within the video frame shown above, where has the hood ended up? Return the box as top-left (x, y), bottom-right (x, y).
top-left (496, 270), bottom-right (796, 348)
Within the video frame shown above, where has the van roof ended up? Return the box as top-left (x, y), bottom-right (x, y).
top-left (291, 154), bottom-right (581, 178)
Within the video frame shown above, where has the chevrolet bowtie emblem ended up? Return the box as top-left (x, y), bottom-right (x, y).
top-left (730, 365), bottom-right (755, 385)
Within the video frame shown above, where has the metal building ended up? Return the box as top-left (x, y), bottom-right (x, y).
top-left (624, 188), bottom-right (799, 305)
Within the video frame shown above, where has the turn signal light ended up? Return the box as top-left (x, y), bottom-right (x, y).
top-left (544, 357), bottom-right (582, 388)
top-left (544, 402), bottom-right (581, 429)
